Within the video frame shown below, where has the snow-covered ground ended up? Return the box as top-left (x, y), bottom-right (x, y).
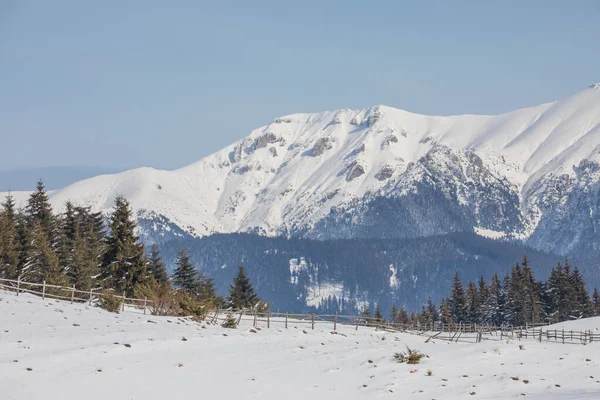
top-left (2, 291), bottom-right (600, 400)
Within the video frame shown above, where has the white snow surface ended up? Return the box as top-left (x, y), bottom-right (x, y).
top-left (2, 291), bottom-right (600, 399)
top-left (3, 85), bottom-right (600, 238)
top-left (0, 291), bottom-right (600, 400)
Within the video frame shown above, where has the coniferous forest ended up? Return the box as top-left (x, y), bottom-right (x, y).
top-left (386, 256), bottom-right (600, 327)
top-left (0, 181), bottom-right (263, 316)
top-left (1, 181), bottom-right (599, 325)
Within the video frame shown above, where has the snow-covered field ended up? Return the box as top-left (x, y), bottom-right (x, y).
top-left (2, 291), bottom-right (600, 400)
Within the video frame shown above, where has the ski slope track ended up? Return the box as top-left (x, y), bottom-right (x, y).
top-left (2, 291), bottom-right (600, 400)
top-left (5, 84), bottom-right (600, 254)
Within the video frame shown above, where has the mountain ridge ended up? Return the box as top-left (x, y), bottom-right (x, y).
top-left (3, 85), bottom-right (600, 255)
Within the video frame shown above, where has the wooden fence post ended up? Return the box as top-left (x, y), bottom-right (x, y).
top-left (121, 292), bottom-right (126, 312)
top-left (89, 289), bottom-right (93, 306)
top-left (334, 312), bottom-right (338, 331)
top-left (253, 313), bottom-right (257, 328)
top-left (16, 275), bottom-right (21, 296)
top-left (285, 313), bottom-right (288, 329)
top-left (42, 280), bottom-right (46, 299)
top-left (267, 312), bottom-right (270, 329)
top-left (143, 297), bottom-right (147, 315)
top-left (311, 313), bottom-right (315, 330)
top-left (71, 284), bottom-right (75, 304)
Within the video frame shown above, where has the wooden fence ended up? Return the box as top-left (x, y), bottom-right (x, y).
top-left (0, 276), bottom-right (152, 314)
top-left (1, 277), bottom-right (598, 345)
top-left (208, 310), bottom-right (600, 345)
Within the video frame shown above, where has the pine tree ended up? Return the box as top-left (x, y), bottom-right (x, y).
top-left (481, 273), bottom-right (502, 325)
top-left (172, 249), bottom-right (199, 294)
top-left (592, 288), bottom-right (600, 317)
top-left (76, 206), bottom-right (106, 287)
top-left (0, 194), bottom-right (19, 279)
top-left (228, 266), bottom-right (259, 310)
top-left (101, 196), bottom-right (147, 295)
top-left (397, 305), bottom-right (409, 325)
top-left (426, 297), bottom-right (438, 323)
top-left (374, 304), bottom-right (384, 322)
top-left (525, 256), bottom-right (542, 323)
top-left (26, 221), bottom-right (67, 285)
top-left (439, 297), bottom-right (453, 325)
top-left (449, 272), bottom-right (467, 323)
top-left (197, 275), bottom-right (217, 303)
top-left (390, 304), bottom-right (399, 324)
top-left (26, 180), bottom-right (56, 242)
top-left (57, 202), bottom-right (77, 279)
top-left (148, 244), bottom-right (169, 286)
top-left (466, 280), bottom-right (480, 324)
top-left (570, 266), bottom-right (593, 318)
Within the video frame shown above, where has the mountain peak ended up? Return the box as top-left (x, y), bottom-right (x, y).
top-left (589, 83), bottom-right (600, 89)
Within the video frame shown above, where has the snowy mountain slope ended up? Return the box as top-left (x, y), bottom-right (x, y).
top-left (3, 291), bottom-right (600, 400)
top-left (5, 84), bottom-right (600, 252)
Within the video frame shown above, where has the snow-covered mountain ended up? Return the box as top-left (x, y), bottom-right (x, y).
top-left (6, 84), bottom-right (600, 254)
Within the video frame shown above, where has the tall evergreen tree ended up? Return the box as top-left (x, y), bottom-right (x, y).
top-left (390, 304), bottom-right (399, 324)
top-left (148, 244), bottom-right (169, 286)
top-left (172, 249), bottom-right (199, 294)
top-left (481, 273), bottom-right (502, 325)
top-left (593, 288), bottom-right (600, 317)
top-left (571, 266), bottom-right (594, 318)
top-left (448, 272), bottom-right (467, 323)
top-left (26, 221), bottom-right (67, 285)
top-left (466, 280), bottom-right (480, 323)
top-left (228, 265), bottom-right (259, 310)
top-left (397, 305), bottom-right (410, 325)
top-left (439, 297), bottom-right (452, 325)
top-left (374, 304), bottom-right (384, 322)
top-left (26, 180), bottom-right (56, 242)
top-left (426, 297), bottom-right (438, 323)
top-left (101, 196), bottom-right (147, 295)
top-left (0, 194), bottom-right (19, 279)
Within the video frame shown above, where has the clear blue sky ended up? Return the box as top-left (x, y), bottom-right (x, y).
top-left (1, 0), bottom-right (599, 171)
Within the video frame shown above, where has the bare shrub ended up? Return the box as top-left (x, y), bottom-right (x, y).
top-left (177, 291), bottom-right (212, 320)
top-left (134, 280), bottom-right (180, 316)
top-left (394, 346), bottom-right (427, 364)
top-left (98, 291), bottom-right (122, 313)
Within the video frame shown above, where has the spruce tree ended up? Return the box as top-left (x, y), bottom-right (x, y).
top-left (426, 297), bottom-right (438, 323)
top-left (101, 196), bottom-right (147, 295)
top-left (57, 202), bottom-right (77, 279)
top-left (439, 297), bottom-right (453, 325)
top-left (26, 180), bottom-right (56, 242)
top-left (398, 305), bottom-right (409, 325)
top-left (228, 265), bottom-right (259, 310)
top-left (390, 304), bottom-right (399, 324)
top-left (0, 194), bottom-right (19, 279)
top-left (148, 244), bottom-right (169, 286)
top-left (466, 280), bottom-right (480, 324)
top-left (592, 288), bottom-right (600, 317)
top-left (172, 249), bottom-right (199, 294)
top-left (374, 304), bottom-right (384, 322)
top-left (449, 272), bottom-right (467, 323)
top-left (483, 273), bottom-right (503, 325)
top-left (26, 221), bottom-right (67, 285)
top-left (570, 266), bottom-right (593, 318)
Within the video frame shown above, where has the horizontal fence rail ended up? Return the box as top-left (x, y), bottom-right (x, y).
top-left (208, 311), bottom-right (600, 345)
top-left (1, 277), bottom-right (598, 345)
top-left (0, 277), bottom-right (153, 314)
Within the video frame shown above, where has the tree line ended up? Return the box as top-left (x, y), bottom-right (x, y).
top-left (0, 181), bottom-right (262, 315)
top-left (380, 256), bottom-right (600, 327)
